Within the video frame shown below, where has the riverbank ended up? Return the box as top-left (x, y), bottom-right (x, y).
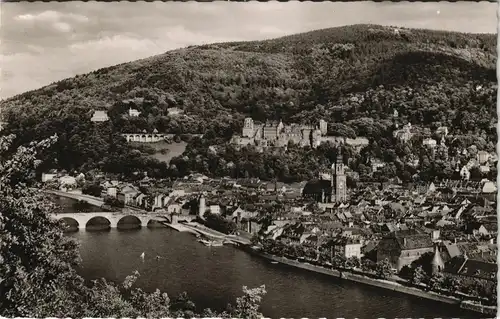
top-left (243, 247), bottom-right (496, 316)
top-left (162, 222), bottom-right (199, 234)
top-left (70, 227), bottom-right (475, 319)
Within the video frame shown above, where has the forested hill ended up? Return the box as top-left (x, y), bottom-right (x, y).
top-left (0, 24), bottom-right (497, 180)
top-left (2, 24), bottom-right (496, 133)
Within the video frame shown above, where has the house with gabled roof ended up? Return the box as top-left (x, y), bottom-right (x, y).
top-left (444, 254), bottom-right (497, 283)
top-left (376, 229), bottom-right (434, 270)
top-left (475, 222), bottom-right (498, 238)
top-left (117, 185), bottom-right (140, 205)
top-left (323, 237), bottom-right (363, 259)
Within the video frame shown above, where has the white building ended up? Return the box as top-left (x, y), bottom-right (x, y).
top-left (107, 187), bottom-right (117, 197)
top-left (41, 172), bottom-right (57, 182)
top-left (199, 194), bottom-right (206, 218)
top-left (436, 126), bottom-right (449, 136)
top-left (460, 166), bottom-right (470, 180)
top-left (482, 181), bottom-right (497, 194)
top-left (128, 108), bottom-right (141, 117)
top-left (343, 242), bottom-right (362, 259)
top-left (209, 205), bottom-right (221, 215)
top-left (371, 159), bottom-right (386, 172)
top-left (60, 175), bottom-right (77, 186)
top-left (480, 165), bottom-right (490, 174)
top-left (477, 151), bottom-right (490, 164)
top-left (91, 110), bottom-right (109, 122)
top-left (393, 123), bottom-right (413, 143)
top-left (422, 138), bottom-right (437, 148)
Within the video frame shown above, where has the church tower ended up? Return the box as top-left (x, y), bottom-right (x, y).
top-left (392, 109), bottom-right (399, 129)
top-left (431, 244), bottom-right (445, 275)
top-left (331, 148), bottom-right (347, 203)
top-left (198, 194), bottom-right (206, 219)
top-left (319, 119), bottom-right (328, 136)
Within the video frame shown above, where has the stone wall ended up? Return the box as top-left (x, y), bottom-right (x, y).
top-left (250, 250), bottom-right (461, 305)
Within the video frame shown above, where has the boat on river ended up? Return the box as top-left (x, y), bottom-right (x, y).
top-left (198, 238), bottom-right (224, 247)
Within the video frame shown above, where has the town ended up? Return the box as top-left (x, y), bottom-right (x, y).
top-left (41, 109), bottom-right (498, 315)
top-left (1, 5), bottom-right (497, 317)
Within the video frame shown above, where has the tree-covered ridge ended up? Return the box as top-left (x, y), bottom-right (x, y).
top-left (0, 24), bottom-right (496, 180)
top-left (2, 25), bottom-right (495, 126)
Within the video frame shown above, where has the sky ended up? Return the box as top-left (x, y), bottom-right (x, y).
top-left (1, 1), bottom-right (498, 99)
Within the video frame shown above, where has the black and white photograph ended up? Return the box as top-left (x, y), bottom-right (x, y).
top-left (0, 1), bottom-right (498, 318)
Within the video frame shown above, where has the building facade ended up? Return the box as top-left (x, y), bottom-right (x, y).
top-left (235, 118), bottom-right (328, 149)
top-left (377, 230), bottom-right (434, 271)
top-left (91, 110), bottom-right (109, 122)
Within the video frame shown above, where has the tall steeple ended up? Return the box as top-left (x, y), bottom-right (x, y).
top-left (431, 244), bottom-right (445, 275)
top-left (332, 148), bottom-right (347, 203)
top-left (198, 193), bottom-right (206, 219)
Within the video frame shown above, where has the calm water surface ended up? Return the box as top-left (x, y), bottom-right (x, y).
top-left (69, 228), bottom-right (477, 318)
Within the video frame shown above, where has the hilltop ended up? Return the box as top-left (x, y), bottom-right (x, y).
top-left (1, 24), bottom-right (497, 180)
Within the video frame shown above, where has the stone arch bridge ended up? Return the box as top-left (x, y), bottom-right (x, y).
top-left (122, 133), bottom-right (175, 143)
top-left (51, 212), bottom-right (170, 229)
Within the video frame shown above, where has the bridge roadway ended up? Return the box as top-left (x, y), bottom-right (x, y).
top-left (44, 189), bottom-right (143, 212)
top-left (45, 189), bottom-right (105, 207)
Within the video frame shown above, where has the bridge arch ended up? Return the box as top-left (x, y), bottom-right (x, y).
top-left (117, 215), bottom-right (142, 230)
top-left (60, 217), bottom-right (80, 232)
top-left (86, 216), bottom-right (111, 231)
top-left (146, 219), bottom-right (164, 228)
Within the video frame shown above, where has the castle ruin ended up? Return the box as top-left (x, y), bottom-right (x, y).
top-left (231, 118), bottom-right (328, 149)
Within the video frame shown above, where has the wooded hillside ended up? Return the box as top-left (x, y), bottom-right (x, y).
top-left (1, 24), bottom-right (496, 181)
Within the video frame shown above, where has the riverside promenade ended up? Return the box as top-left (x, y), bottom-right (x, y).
top-left (162, 222), bottom-right (198, 234)
top-left (244, 247), bottom-right (496, 316)
top-left (183, 222), bottom-right (251, 245)
top-left (164, 221), bottom-right (251, 245)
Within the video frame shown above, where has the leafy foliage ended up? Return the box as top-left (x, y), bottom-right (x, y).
top-left (409, 265), bottom-right (428, 285)
top-left (202, 212), bottom-right (238, 235)
top-left (374, 258), bottom-right (394, 279)
top-left (82, 182), bottom-right (104, 197)
top-left (104, 195), bottom-right (125, 208)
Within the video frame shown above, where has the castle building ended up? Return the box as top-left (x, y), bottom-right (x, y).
top-left (302, 149), bottom-right (347, 204)
top-left (236, 117), bottom-right (327, 149)
top-left (393, 123), bottom-right (413, 142)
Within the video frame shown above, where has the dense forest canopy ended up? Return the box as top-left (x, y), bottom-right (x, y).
top-left (1, 24), bottom-right (496, 181)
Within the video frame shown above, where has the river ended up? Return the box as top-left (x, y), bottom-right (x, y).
top-left (69, 228), bottom-right (476, 318)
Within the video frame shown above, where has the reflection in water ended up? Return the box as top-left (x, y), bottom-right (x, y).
top-left (86, 216), bottom-right (111, 231)
top-left (69, 228), bottom-right (477, 318)
top-left (117, 215), bottom-right (142, 230)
